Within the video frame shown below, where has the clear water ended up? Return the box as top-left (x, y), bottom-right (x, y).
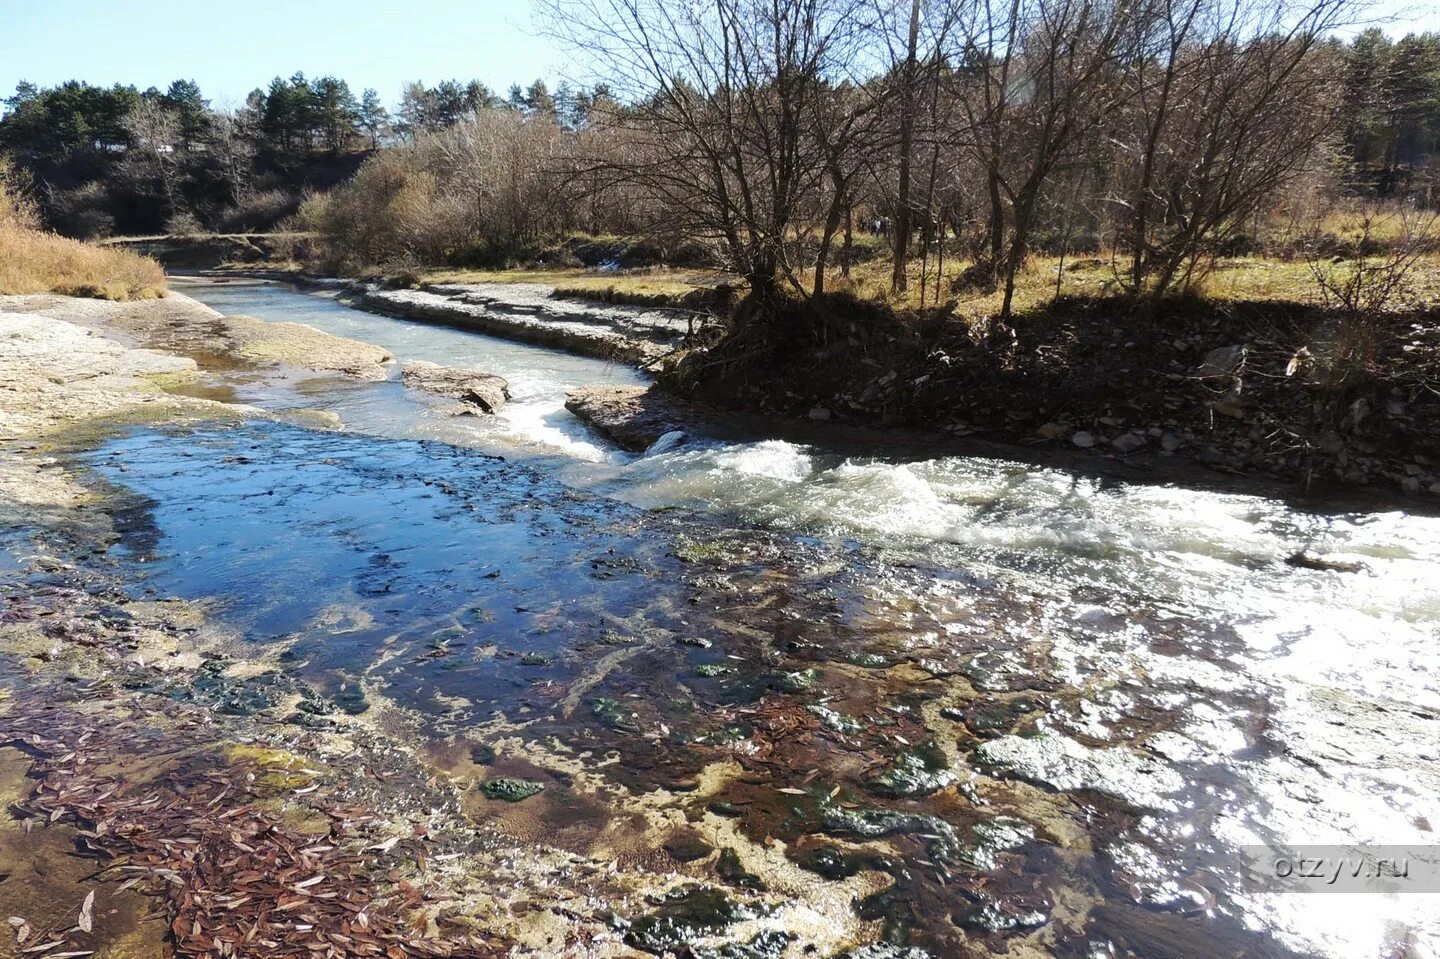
top-left (120, 276), bottom-right (1440, 957)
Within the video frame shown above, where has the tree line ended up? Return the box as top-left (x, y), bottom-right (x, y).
top-left (530, 0), bottom-right (1440, 317)
top-left (304, 1), bottom-right (1439, 322)
top-left (0, 73), bottom-right (604, 237)
top-left (2, 6), bottom-right (1437, 318)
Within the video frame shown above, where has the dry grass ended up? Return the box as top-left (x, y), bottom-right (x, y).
top-left (0, 225), bottom-right (168, 300)
top-left (415, 249), bottom-right (1440, 318)
top-left (1, 162), bottom-right (166, 301)
top-left (818, 250), bottom-right (1440, 314)
top-left (419, 266), bottom-right (720, 304)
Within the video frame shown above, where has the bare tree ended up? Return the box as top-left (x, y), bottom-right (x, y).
top-left (541, 0), bottom-right (874, 308)
top-left (1111, 0), bottom-right (1353, 296)
top-left (122, 98), bottom-right (185, 222)
top-left (944, 0), bottom-right (1142, 322)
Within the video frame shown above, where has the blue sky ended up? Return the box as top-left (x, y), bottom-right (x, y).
top-left (2, 0), bottom-right (1435, 110)
top-left (0, 0), bottom-right (568, 109)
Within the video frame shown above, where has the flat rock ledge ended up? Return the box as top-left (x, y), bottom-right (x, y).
top-left (358, 284), bottom-right (688, 365)
top-left (400, 360), bottom-right (509, 414)
top-left (564, 385), bottom-right (718, 452)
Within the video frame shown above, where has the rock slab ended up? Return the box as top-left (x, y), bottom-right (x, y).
top-left (401, 360), bottom-right (510, 413)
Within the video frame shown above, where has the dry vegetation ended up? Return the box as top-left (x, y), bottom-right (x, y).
top-left (0, 161), bottom-right (166, 300)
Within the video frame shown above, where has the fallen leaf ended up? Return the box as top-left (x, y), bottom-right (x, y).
top-left (77, 891), bottom-right (95, 934)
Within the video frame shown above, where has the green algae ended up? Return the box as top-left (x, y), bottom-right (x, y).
top-left (480, 777), bottom-right (545, 802)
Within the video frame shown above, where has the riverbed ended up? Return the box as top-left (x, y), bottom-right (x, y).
top-left (3, 276), bottom-right (1438, 958)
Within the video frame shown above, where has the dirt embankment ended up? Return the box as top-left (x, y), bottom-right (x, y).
top-left (647, 293), bottom-right (1440, 498)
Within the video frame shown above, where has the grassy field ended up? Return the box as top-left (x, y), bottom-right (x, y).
top-left (413, 250), bottom-right (1440, 317)
top-left (419, 265), bottom-right (724, 303)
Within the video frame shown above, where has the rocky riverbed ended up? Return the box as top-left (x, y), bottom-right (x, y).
top-left (2, 285), bottom-right (1437, 959)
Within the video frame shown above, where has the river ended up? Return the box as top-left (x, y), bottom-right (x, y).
top-left (62, 277), bottom-right (1440, 956)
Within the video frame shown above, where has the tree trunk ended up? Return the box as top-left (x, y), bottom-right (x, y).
top-left (890, 0), bottom-right (922, 294)
top-left (987, 161), bottom-right (1005, 268)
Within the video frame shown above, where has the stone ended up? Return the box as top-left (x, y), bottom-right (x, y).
top-left (1036, 422), bottom-right (1067, 440)
top-left (1285, 552), bottom-right (1365, 573)
top-left (1160, 432), bottom-right (1183, 452)
top-left (644, 430), bottom-right (687, 455)
top-left (401, 360), bottom-right (509, 413)
top-left (1111, 432), bottom-right (1146, 454)
top-left (715, 848), bottom-right (766, 891)
top-left (1071, 431), bottom-right (1096, 449)
top-left (1196, 344), bottom-right (1245, 379)
top-left (480, 777), bottom-right (545, 802)
top-left (807, 407), bottom-right (832, 421)
top-left (866, 742), bottom-right (958, 798)
top-left (1211, 398), bottom-right (1245, 420)
top-left (664, 831), bottom-right (714, 863)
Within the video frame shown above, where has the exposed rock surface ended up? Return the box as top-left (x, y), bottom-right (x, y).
top-left (565, 385), bottom-right (717, 452)
top-left (359, 283), bottom-right (689, 364)
top-left (401, 360), bottom-right (509, 413)
top-left (0, 309), bottom-right (229, 438)
top-left (1, 292), bottom-right (392, 381)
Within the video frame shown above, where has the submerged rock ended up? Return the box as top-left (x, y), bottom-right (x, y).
top-left (838, 947), bottom-right (933, 959)
top-left (958, 816), bottom-right (1035, 872)
top-left (480, 777), bottom-right (545, 802)
top-left (715, 848), bottom-right (767, 891)
top-left (664, 831), bottom-right (715, 863)
top-left (866, 741), bottom-right (957, 797)
top-left (806, 703), bottom-right (862, 734)
top-left (400, 360), bottom-right (509, 413)
top-left (954, 901), bottom-right (1048, 933)
top-left (692, 930), bottom-right (794, 959)
top-left (974, 733), bottom-right (1184, 810)
top-left (1284, 551), bottom-right (1366, 573)
top-left (791, 843), bottom-right (896, 880)
top-left (820, 803), bottom-right (962, 861)
top-left (622, 885), bottom-right (763, 954)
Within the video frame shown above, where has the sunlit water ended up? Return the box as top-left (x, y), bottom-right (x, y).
top-left (96, 276), bottom-right (1437, 957)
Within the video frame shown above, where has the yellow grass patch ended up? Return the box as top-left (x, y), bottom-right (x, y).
top-left (0, 224), bottom-right (167, 300)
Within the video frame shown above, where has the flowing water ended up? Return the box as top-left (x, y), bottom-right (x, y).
top-left (40, 278), bottom-right (1440, 956)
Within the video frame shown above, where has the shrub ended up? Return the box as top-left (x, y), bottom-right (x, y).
top-left (48, 181), bottom-right (117, 239)
top-left (211, 189), bottom-right (302, 233)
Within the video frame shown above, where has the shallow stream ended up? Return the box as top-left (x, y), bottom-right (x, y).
top-left (32, 277), bottom-right (1440, 957)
